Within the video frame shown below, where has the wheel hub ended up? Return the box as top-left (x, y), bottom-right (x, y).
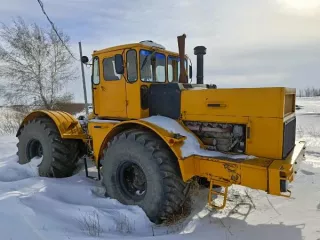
top-left (118, 162), bottom-right (147, 200)
top-left (27, 139), bottom-right (43, 160)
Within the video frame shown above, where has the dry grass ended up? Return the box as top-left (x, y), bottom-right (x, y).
top-left (163, 178), bottom-right (201, 226)
top-left (0, 108), bottom-right (26, 135)
top-left (77, 210), bottom-right (102, 237)
top-left (77, 211), bottom-right (136, 236)
top-left (113, 213), bottom-right (135, 234)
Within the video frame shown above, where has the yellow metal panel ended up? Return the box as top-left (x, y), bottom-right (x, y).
top-left (93, 84), bottom-right (101, 117)
top-left (17, 110), bottom-right (85, 139)
top-left (246, 117), bottom-right (283, 159)
top-left (181, 87), bottom-right (286, 118)
top-left (126, 82), bottom-right (142, 119)
top-left (284, 94), bottom-right (295, 116)
top-left (241, 157), bottom-right (273, 168)
top-left (88, 121), bottom-right (118, 161)
top-left (240, 158), bottom-right (273, 191)
top-left (178, 157), bottom-right (196, 182)
top-left (179, 142), bottom-right (304, 196)
top-left (195, 156), bottom-right (241, 184)
top-left (95, 50), bottom-right (127, 118)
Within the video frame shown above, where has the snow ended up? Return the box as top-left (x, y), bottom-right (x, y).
top-left (142, 116), bottom-right (254, 160)
top-left (74, 105), bottom-right (93, 119)
top-left (140, 40), bottom-right (165, 50)
top-left (0, 98), bottom-right (319, 239)
top-left (0, 135), bottom-right (152, 239)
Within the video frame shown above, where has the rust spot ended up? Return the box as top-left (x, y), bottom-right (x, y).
top-left (231, 174), bottom-right (239, 182)
top-left (223, 163), bottom-right (237, 173)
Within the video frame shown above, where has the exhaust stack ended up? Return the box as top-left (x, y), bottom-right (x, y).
top-left (177, 34), bottom-right (187, 83)
top-left (194, 46), bottom-right (206, 84)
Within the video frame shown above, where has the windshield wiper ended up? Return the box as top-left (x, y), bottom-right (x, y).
top-left (140, 50), bottom-right (156, 70)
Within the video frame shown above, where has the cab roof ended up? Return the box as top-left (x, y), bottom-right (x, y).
top-left (92, 42), bottom-right (181, 57)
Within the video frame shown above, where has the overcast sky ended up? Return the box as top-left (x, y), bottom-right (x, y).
top-left (1, 0), bottom-right (320, 103)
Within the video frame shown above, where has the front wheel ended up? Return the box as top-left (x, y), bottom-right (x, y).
top-left (17, 117), bottom-right (81, 177)
top-left (101, 129), bottom-right (187, 223)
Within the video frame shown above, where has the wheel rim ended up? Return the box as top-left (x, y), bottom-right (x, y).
top-left (27, 139), bottom-right (43, 160)
top-left (117, 162), bottom-right (147, 201)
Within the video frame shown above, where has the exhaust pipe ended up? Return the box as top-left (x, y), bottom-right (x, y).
top-left (194, 46), bottom-right (206, 84)
top-left (177, 34), bottom-right (187, 83)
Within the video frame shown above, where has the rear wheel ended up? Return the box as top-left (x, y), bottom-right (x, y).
top-left (17, 117), bottom-right (81, 178)
top-left (101, 129), bottom-right (187, 223)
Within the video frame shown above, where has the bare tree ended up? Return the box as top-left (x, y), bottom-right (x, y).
top-left (304, 87), bottom-right (311, 97)
top-left (0, 17), bottom-right (76, 109)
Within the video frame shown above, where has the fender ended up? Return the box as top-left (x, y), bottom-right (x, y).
top-left (95, 118), bottom-right (188, 162)
top-left (16, 110), bottom-right (86, 140)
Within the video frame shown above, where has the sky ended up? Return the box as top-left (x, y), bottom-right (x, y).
top-left (0, 0), bottom-right (320, 103)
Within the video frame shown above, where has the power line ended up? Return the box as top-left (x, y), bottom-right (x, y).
top-left (36, 0), bottom-right (79, 61)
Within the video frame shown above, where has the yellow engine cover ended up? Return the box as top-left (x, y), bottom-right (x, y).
top-left (181, 87), bottom-right (296, 159)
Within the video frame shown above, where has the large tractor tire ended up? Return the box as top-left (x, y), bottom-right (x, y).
top-left (101, 129), bottom-right (187, 223)
top-left (17, 117), bottom-right (81, 178)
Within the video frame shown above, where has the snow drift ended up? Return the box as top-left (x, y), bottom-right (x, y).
top-left (0, 98), bottom-right (319, 239)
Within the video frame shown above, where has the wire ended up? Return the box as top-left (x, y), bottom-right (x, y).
top-left (36, 0), bottom-right (79, 61)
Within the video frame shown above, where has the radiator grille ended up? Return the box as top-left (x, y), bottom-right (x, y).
top-left (282, 117), bottom-right (296, 159)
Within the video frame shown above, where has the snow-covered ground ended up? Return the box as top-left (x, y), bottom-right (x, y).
top-left (0, 98), bottom-right (319, 240)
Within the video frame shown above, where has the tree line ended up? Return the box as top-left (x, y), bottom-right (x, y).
top-left (297, 87), bottom-right (320, 97)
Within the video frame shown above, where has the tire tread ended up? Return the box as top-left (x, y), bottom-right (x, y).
top-left (17, 117), bottom-right (81, 178)
top-left (103, 128), bottom-right (186, 222)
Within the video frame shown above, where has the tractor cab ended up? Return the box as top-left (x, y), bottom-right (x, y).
top-left (82, 40), bottom-right (192, 120)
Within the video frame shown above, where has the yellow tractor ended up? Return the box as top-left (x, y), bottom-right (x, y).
top-left (16, 34), bottom-right (306, 223)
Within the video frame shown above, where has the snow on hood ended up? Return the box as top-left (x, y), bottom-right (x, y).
top-left (142, 116), bottom-right (254, 160)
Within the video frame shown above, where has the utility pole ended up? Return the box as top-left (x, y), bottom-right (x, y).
top-left (78, 41), bottom-right (89, 116)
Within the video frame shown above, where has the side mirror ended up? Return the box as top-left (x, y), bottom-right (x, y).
top-left (81, 56), bottom-right (89, 64)
top-left (115, 54), bottom-right (124, 74)
top-left (189, 65), bottom-right (192, 79)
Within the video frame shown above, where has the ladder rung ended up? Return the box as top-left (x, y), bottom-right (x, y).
top-left (211, 191), bottom-right (225, 196)
top-left (208, 179), bottom-right (230, 210)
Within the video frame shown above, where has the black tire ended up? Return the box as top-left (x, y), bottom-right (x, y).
top-left (101, 129), bottom-right (187, 223)
top-left (17, 117), bottom-right (81, 178)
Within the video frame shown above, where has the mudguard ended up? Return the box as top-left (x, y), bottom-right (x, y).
top-left (90, 118), bottom-right (187, 162)
top-left (16, 110), bottom-right (85, 140)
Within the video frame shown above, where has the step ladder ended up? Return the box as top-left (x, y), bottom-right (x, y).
top-left (207, 179), bottom-right (230, 209)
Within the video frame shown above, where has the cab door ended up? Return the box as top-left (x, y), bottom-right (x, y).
top-left (97, 51), bottom-right (127, 118)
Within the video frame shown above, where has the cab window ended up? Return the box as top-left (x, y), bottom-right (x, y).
top-left (168, 56), bottom-right (187, 82)
top-left (92, 57), bottom-right (100, 84)
top-left (140, 50), bottom-right (166, 82)
top-left (126, 50), bottom-right (137, 82)
top-left (103, 56), bottom-right (121, 81)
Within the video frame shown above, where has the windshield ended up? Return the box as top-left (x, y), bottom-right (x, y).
top-left (168, 56), bottom-right (187, 82)
top-left (140, 50), bottom-right (166, 82)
